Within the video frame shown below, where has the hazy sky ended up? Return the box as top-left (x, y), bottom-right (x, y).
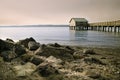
top-left (0, 0), bottom-right (120, 25)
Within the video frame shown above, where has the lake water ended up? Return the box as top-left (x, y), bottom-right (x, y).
top-left (0, 26), bottom-right (120, 47)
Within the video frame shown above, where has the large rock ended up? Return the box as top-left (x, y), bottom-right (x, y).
top-left (0, 39), bottom-right (14, 52)
top-left (18, 37), bottom-right (36, 48)
top-left (38, 63), bottom-right (59, 77)
top-left (1, 51), bottom-right (17, 61)
top-left (13, 44), bottom-right (26, 56)
top-left (6, 38), bottom-right (14, 43)
top-left (30, 56), bottom-right (44, 65)
top-left (13, 62), bottom-right (36, 77)
top-left (36, 45), bottom-right (74, 61)
top-left (28, 41), bottom-right (40, 50)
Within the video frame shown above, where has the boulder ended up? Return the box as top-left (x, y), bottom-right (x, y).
top-left (83, 49), bottom-right (96, 55)
top-left (0, 39), bottom-right (14, 52)
top-left (6, 38), bottom-right (14, 43)
top-left (38, 63), bottom-right (59, 77)
top-left (28, 41), bottom-right (40, 50)
top-left (36, 45), bottom-right (74, 61)
top-left (18, 37), bottom-right (36, 48)
top-left (13, 44), bottom-right (26, 56)
top-left (21, 54), bottom-right (45, 65)
top-left (1, 51), bottom-right (17, 61)
top-left (30, 56), bottom-right (44, 65)
top-left (13, 62), bottom-right (36, 77)
top-left (47, 43), bottom-right (61, 47)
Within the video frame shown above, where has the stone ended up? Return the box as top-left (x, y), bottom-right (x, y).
top-left (85, 71), bottom-right (101, 79)
top-left (83, 57), bottom-right (105, 65)
top-left (18, 37), bottom-right (36, 48)
top-left (0, 39), bottom-right (14, 52)
top-left (54, 43), bottom-right (61, 47)
top-left (28, 41), bottom-right (40, 50)
top-left (13, 44), bottom-right (26, 56)
top-left (45, 56), bottom-right (63, 68)
top-left (65, 46), bottom-right (74, 51)
top-left (21, 54), bottom-right (33, 62)
top-left (47, 43), bottom-right (61, 47)
top-left (30, 56), bottom-right (44, 65)
top-left (1, 51), bottom-right (17, 61)
top-left (36, 45), bottom-right (74, 61)
top-left (13, 62), bottom-right (36, 77)
top-left (83, 49), bottom-right (96, 55)
top-left (6, 38), bottom-right (14, 43)
top-left (38, 63), bottom-right (59, 77)
top-left (73, 51), bottom-right (86, 59)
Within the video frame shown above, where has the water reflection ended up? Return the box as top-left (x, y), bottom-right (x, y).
top-left (69, 30), bottom-right (120, 47)
top-left (69, 30), bottom-right (88, 41)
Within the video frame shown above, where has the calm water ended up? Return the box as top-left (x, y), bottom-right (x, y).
top-left (0, 26), bottom-right (120, 47)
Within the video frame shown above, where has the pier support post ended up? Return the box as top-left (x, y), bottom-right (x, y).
top-left (108, 26), bottom-right (110, 32)
top-left (118, 26), bottom-right (120, 32)
top-left (111, 26), bottom-right (113, 32)
top-left (114, 26), bottom-right (116, 32)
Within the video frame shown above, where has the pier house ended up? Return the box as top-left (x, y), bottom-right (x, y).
top-left (69, 18), bottom-right (89, 30)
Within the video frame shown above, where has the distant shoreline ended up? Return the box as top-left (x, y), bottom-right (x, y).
top-left (0, 25), bottom-right (69, 27)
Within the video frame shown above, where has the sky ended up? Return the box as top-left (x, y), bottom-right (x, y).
top-left (0, 0), bottom-right (120, 25)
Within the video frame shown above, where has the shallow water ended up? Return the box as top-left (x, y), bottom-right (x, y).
top-left (0, 26), bottom-right (120, 47)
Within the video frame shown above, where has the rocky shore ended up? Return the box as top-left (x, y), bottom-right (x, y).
top-left (0, 37), bottom-right (120, 80)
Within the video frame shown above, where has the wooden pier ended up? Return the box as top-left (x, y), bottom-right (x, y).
top-left (69, 18), bottom-right (120, 32)
top-left (89, 20), bottom-right (120, 32)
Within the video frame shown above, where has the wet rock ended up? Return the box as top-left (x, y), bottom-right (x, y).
top-left (38, 63), bottom-right (59, 77)
top-left (6, 38), bottom-right (14, 43)
top-left (36, 45), bottom-right (74, 61)
top-left (47, 43), bottom-right (61, 47)
top-left (65, 46), bottom-right (74, 51)
top-left (83, 57), bottom-right (105, 65)
top-left (83, 49), bottom-right (96, 55)
top-left (21, 54), bottom-right (33, 62)
top-left (34, 47), bottom-right (43, 55)
top-left (30, 56), bottom-right (44, 65)
top-left (21, 54), bottom-right (44, 65)
top-left (1, 51), bottom-right (17, 61)
top-left (54, 43), bottom-right (61, 47)
top-left (13, 62), bottom-right (36, 77)
top-left (28, 41), bottom-right (40, 50)
top-left (13, 44), bottom-right (26, 56)
top-left (18, 37), bottom-right (36, 48)
top-left (0, 39), bottom-right (14, 52)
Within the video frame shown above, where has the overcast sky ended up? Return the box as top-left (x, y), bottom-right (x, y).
top-left (0, 0), bottom-right (120, 25)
